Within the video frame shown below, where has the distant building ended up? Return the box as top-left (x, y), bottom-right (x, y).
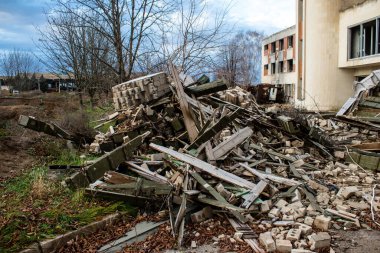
top-left (262, 0), bottom-right (380, 110)
top-left (262, 26), bottom-right (296, 103)
top-left (0, 73), bottom-right (76, 92)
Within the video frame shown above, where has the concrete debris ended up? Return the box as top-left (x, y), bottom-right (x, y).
top-left (22, 70), bottom-right (380, 252)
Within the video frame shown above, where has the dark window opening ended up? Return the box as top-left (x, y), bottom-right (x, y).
top-left (264, 44), bottom-right (268, 51)
top-left (279, 61), bottom-right (284, 73)
top-left (271, 42), bottom-right (276, 53)
top-left (363, 20), bottom-right (376, 56)
top-left (287, 59), bottom-right (294, 72)
top-left (279, 39), bottom-right (284, 50)
top-left (264, 64), bottom-right (269, 76)
top-left (288, 36), bottom-right (293, 48)
top-left (349, 18), bottom-right (380, 59)
top-left (271, 63), bottom-right (276, 74)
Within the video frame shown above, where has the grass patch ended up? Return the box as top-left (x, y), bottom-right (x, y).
top-left (0, 151), bottom-right (135, 253)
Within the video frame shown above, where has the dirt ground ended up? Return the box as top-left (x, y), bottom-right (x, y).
top-left (0, 93), bottom-right (79, 181)
top-left (332, 229), bottom-right (380, 253)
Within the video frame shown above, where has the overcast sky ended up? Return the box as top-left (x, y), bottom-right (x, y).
top-left (0, 0), bottom-right (295, 53)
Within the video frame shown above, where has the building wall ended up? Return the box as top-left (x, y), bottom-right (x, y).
top-left (338, 0), bottom-right (380, 71)
top-left (294, 0), bottom-right (355, 111)
top-left (261, 26), bottom-right (297, 100)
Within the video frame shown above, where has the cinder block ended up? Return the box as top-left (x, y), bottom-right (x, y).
top-left (309, 232), bottom-right (331, 250)
top-left (304, 216), bottom-right (314, 226)
top-left (313, 215), bottom-right (331, 231)
top-left (261, 200), bottom-right (273, 213)
top-left (295, 223), bottom-right (312, 235)
top-left (286, 228), bottom-right (301, 242)
top-left (276, 239), bottom-right (292, 253)
top-left (337, 186), bottom-right (358, 199)
top-left (190, 206), bottom-right (213, 223)
top-left (259, 231), bottom-right (276, 252)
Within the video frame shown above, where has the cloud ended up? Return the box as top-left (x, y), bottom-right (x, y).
top-left (219, 0), bottom-right (296, 35)
top-left (0, 0), bottom-right (47, 51)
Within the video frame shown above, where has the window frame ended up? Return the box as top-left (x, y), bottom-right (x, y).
top-left (348, 16), bottom-right (380, 60)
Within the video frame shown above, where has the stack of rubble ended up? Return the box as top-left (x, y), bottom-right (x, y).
top-left (18, 69), bottom-right (380, 252)
top-left (112, 72), bottom-right (171, 110)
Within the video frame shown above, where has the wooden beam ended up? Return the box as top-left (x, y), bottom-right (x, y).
top-left (190, 170), bottom-right (247, 223)
top-left (241, 180), bottom-right (268, 209)
top-left (169, 63), bottom-right (198, 141)
top-left (187, 109), bottom-right (241, 150)
top-left (212, 127), bottom-right (253, 159)
top-left (239, 163), bottom-right (300, 186)
top-left (150, 143), bottom-right (256, 189)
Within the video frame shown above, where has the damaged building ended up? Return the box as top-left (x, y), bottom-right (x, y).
top-left (262, 0), bottom-right (380, 110)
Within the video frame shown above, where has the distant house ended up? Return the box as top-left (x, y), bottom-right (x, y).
top-left (0, 73), bottom-right (76, 92)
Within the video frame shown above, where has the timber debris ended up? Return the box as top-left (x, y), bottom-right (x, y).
top-left (19, 69), bottom-right (380, 252)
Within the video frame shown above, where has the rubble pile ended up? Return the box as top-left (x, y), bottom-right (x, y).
top-left (18, 69), bottom-right (380, 252)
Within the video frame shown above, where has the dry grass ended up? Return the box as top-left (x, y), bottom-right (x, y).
top-left (30, 173), bottom-right (51, 199)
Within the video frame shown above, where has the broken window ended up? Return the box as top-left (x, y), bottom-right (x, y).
top-left (271, 42), bottom-right (276, 53)
top-left (287, 59), bottom-right (294, 72)
top-left (271, 63), bottom-right (276, 74)
top-left (349, 18), bottom-right (379, 59)
top-left (279, 39), bottom-right (284, 50)
top-left (279, 61), bottom-right (284, 73)
top-left (288, 36), bottom-right (293, 48)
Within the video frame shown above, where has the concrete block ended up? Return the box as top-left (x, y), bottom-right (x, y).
top-left (313, 215), bottom-right (331, 231)
top-left (309, 232), bottom-right (331, 250)
top-left (283, 215), bottom-right (294, 221)
top-left (294, 208), bottom-right (306, 219)
top-left (190, 206), bottom-right (213, 223)
top-left (286, 228), bottom-right (301, 242)
top-left (295, 223), bottom-right (312, 235)
top-left (337, 186), bottom-right (358, 199)
top-left (275, 199), bottom-right (288, 208)
top-left (261, 200), bottom-right (273, 213)
top-left (334, 151), bottom-right (345, 159)
top-left (276, 239), bottom-right (292, 253)
top-left (304, 217), bottom-right (314, 226)
top-left (269, 208), bottom-right (281, 218)
top-left (259, 231), bottom-right (276, 252)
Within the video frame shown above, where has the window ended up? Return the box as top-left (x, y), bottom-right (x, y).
top-left (264, 64), bottom-right (269, 76)
top-left (279, 61), bottom-right (284, 73)
top-left (349, 17), bottom-right (380, 59)
top-left (288, 35), bottom-right (293, 48)
top-left (350, 25), bottom-right (361, 58)
top-left (264, 44), bottom-right (268, 51)
top-left (279, 39), bottom-right (284, 50)
top-left (271, 63), bottom-right (276, 74)
top-left (271, 42), bottom-right (276, 53)
top-left (287, 59), bottom-right (294, 72)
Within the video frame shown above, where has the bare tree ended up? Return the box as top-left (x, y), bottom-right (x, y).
top-left (216, 30), bottom-right (264, 86)
top-left (0, 49), bottom-right (39, 90)
top-left (147, 0), bottom-right (230, 76)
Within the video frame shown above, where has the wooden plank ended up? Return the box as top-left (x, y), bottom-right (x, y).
top-left (204, 142), bottom-right (216, 165)
top-left (169, 63), bottom-right (198, 141)
top-left (239, 163), bottom-right (300, 186)
top-left (241, 180), bottom-right (268, 209)
top-left (125, 162), bottom-right (171, 185)
top-left (187, 109), bottom-right (241, 150)
top-left (212, 127), bottom-right (253, 159)
top-left (197, 197), bottom-right (245, 212)
top-left (150, 143), bottom-right (256, 189)
top-left (189, 171), bottom-right (247, 223)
